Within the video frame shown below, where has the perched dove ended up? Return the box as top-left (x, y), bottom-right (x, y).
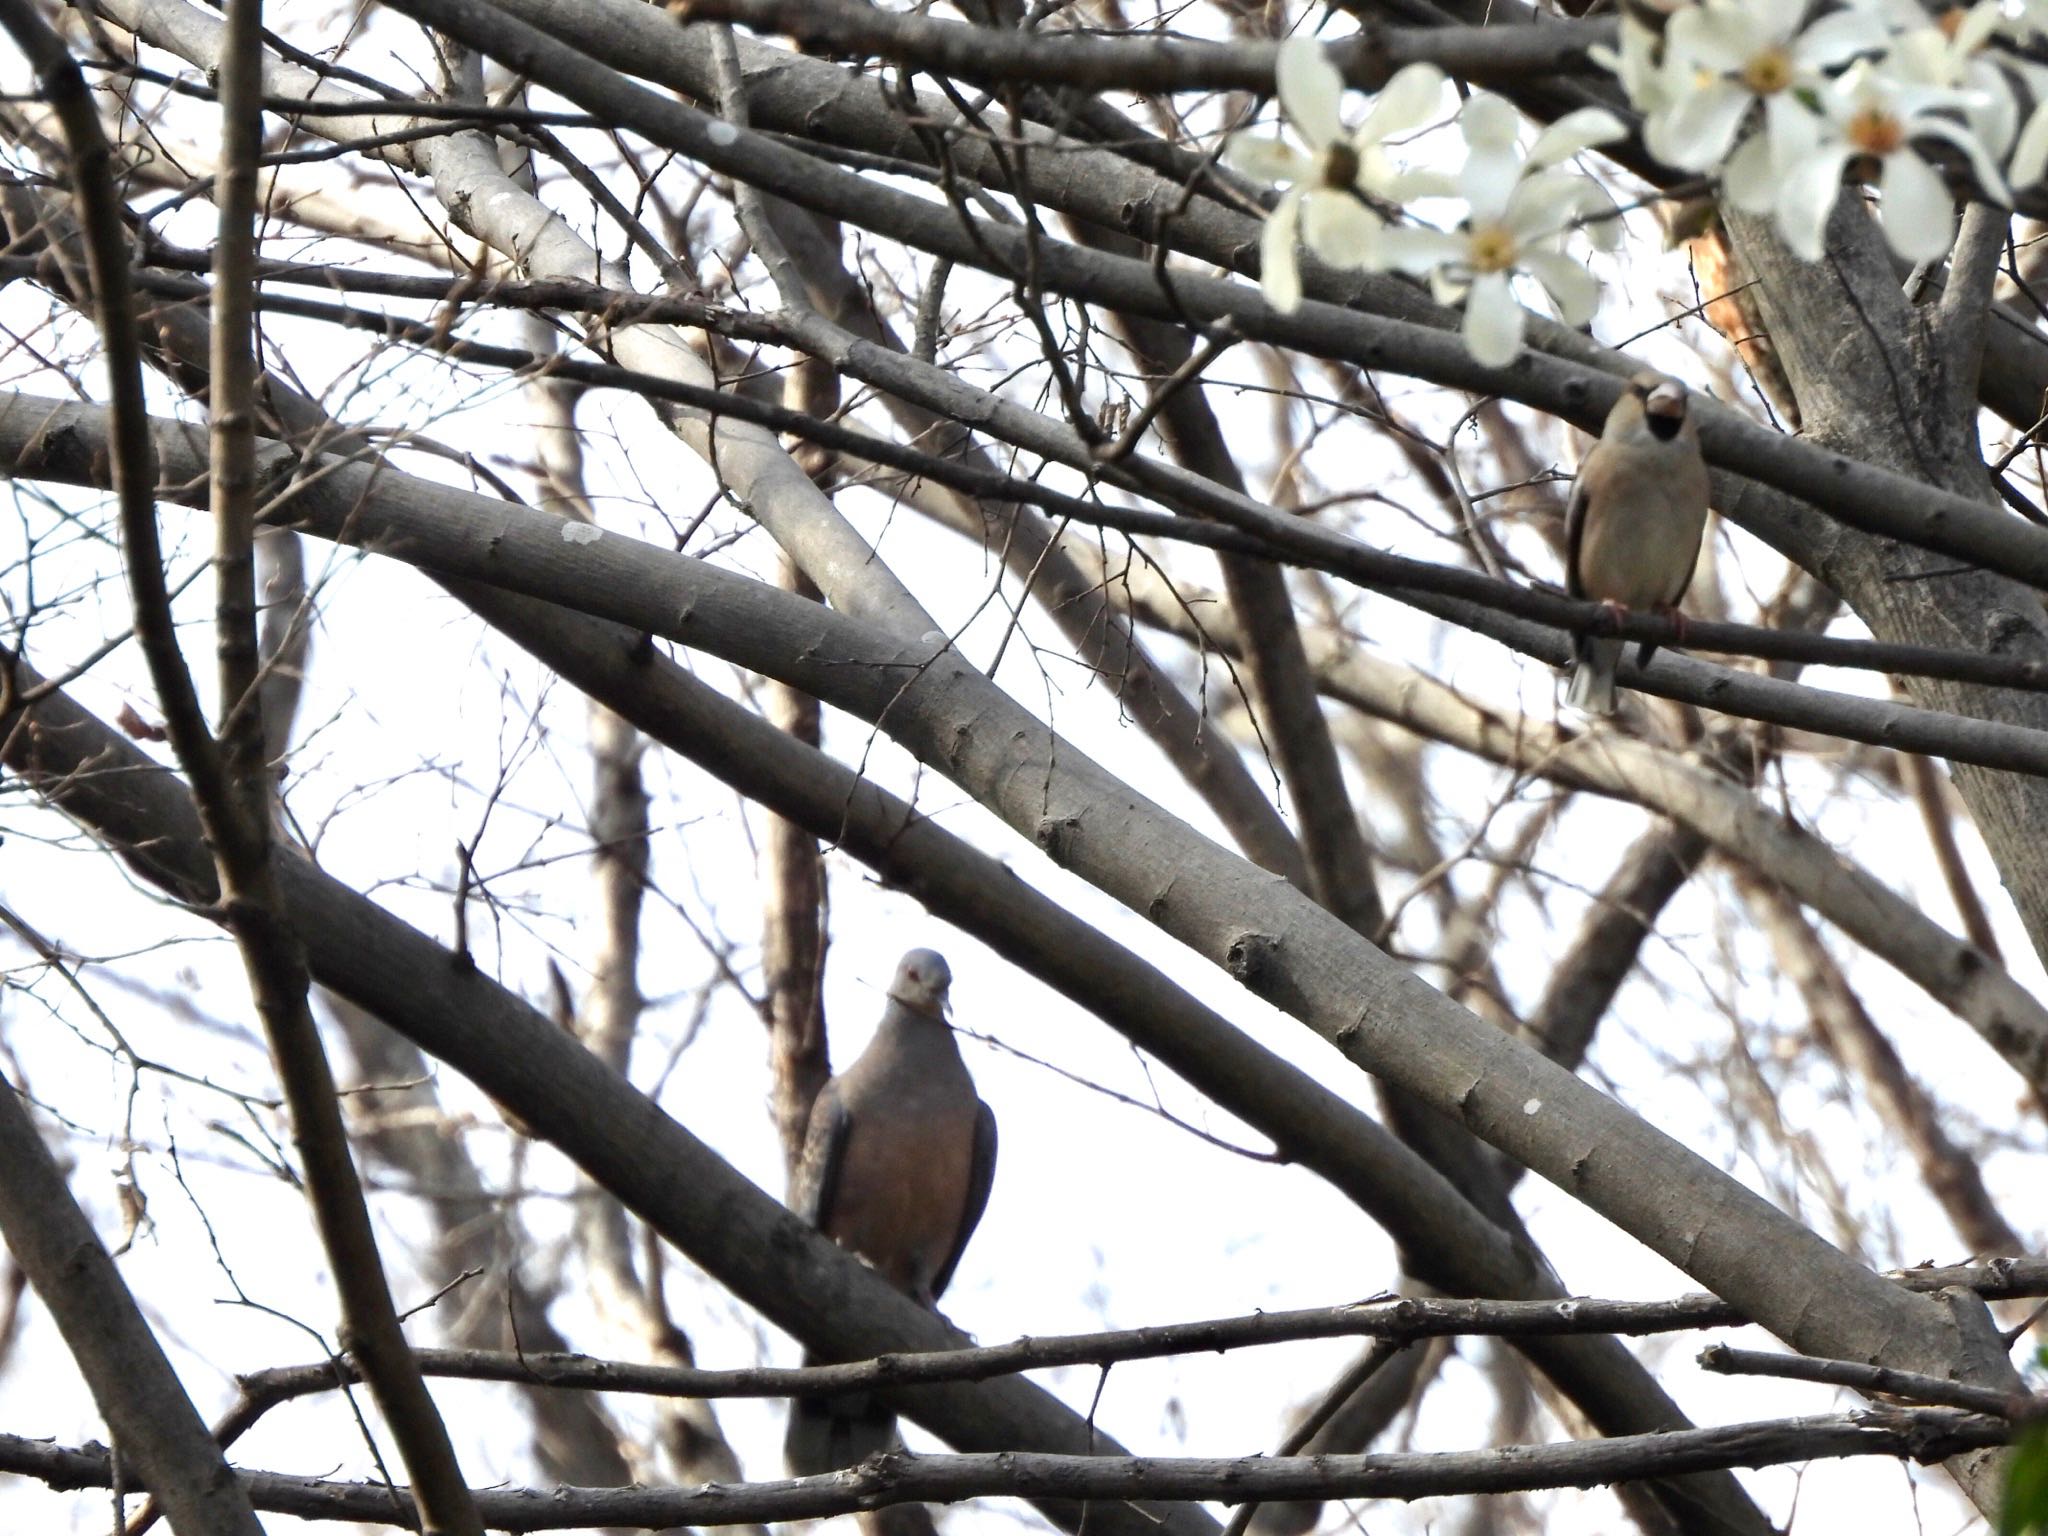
top-left (1564, 371), bottom-right (1712, 716)
top-left (783, 948), bottom-right (998, 1475)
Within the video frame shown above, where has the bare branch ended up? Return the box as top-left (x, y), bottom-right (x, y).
top-left (0, 1410), bottom-right (2014, 1528)
top-left (0, 1069), bottom-right (265, 1536)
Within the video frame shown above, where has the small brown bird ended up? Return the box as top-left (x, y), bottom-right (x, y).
top-left (783, 949), bottom-right (997, 1475)
top-left (1564, 371), bottom-right (1712, 715)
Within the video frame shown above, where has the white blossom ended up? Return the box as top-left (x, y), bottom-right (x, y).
top-left (1886, 1), bottom-right (2019, 157)
top-left (1590, 14), bottom-right (1687, 122)
top-left (1375, 93), bottom-right (1625, 366)
top-left (1647, 0), bottom-right (1889, 210)
top-left (1775, 58), bottom-right (2010, 261)
top-left (1225, 39), bottom-right (1447, 312)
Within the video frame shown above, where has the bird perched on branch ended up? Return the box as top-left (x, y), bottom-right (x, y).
top-left (783, 948), bottom-right (998, 1475)
top-left (1564, 371), bottom-right (1712, 716)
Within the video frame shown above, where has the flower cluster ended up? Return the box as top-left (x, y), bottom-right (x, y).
top-left (1227, 6), bottom-right (2042, 365)
top-left (1225, 40), bottom-right (1625, 364)
top-left (1610, 0), bottom-right (2042, 261)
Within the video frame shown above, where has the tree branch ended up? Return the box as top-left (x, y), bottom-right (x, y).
top-left (666, 0), bottom-right (1615, 94)
top-left (1698, 1344), bottom-right (2040, 1420)
top-left (0, 1411), bottom-right (2013, 1528)
top-left (0, 1071), bottom-right (267, 1536)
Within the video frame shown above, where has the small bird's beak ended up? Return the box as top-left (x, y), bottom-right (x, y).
top-left (1644, 381), bottom-right (1686, 420)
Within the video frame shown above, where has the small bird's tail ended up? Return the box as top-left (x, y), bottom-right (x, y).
top-left (784, 1352), bottom-right (898, 1475)
top-left (1567, 635), bottom-right (1623, 716)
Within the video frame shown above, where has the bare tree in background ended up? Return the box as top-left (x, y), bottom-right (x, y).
top-left (0, 1), bottom-right (2043, 1534)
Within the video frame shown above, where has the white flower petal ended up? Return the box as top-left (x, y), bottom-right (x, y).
top-left (1527, 107), bottom-right (1629, 169)
top-left (1502, 170), bottom-right (1597, 241)
top-left (1656, 81), bottom-right (1755, 172)
top-left (1462, 271), bottom-right (1527, 367)
top-left (1260, 187), bottom-right (1307, 312)
top-left (1776, 141), bottom-right (1853, 260)
top-left (1224, 132), bottom-right (1314, 185)
top-left (1954, 0), bottom-right (2005, 55)
top-left (1460, 92), bottom-right (1521, 150)
top-left (1356, 62), bottom-right (1446, 144)
top-left (1301, 189), bottom-right (1382, 269)
top-left (1916, 116), bottom-right (2013, 205)
top-left (1877, 149), bottom-right (1958, 260)
top-left (1887, 28), bottom-right (1949, 87)
top-left (1575, 180), bottom-right (1627, 250)
top-left (1460, 150), bottom-right (1524, 223)
top-left (1845, 0), bottom-right (1930, 30)
top-left (1455, 95), bottom-right (1529, 216)
top-left (1748, 0), bottom-right (1808, 46)
top-left (1524, 248), bottom-right (1602, 326)
top-left (1793, 8), bottom-right (1891, 70)
top-left (1762, 89), bottom-right (1824, 164)
top-left (1378, 224), bottom-right (1468, 275)
top-left (1826, 62), bottom-right (1975, 125)
top-left (1376, 165), bottom-right (1459, 201)
top-left (1965, 61), bottom-right (2018, 160)
top-left (1642, 108), bottom-right (1688, 171)
top-left (1720, 129), bottom-right (1779, 211)
top-left (1277, 37), bottom-right (1344, 150)
top-left (2010, 100), bottom-right (2048, 188)
top-left (1595, 16), bottom-right (1671, 111)
top-left (1668, 5), bottom-right (1753, 75)
top-left (2013, 0), bottom-right (2048, 41)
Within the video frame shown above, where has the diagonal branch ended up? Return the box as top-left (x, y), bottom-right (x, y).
top-left (0, 1064), bottom-right (267, 1536)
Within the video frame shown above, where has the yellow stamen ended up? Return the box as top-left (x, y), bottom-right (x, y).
top-left (1741, 46), bottom-right (1794, 95)
top-left (1468, 225), bottom-right (1519, 273)
top-left (1846, 106), bottom-right (1905, 156)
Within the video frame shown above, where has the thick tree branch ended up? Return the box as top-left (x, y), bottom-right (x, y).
top-left (1522, 825), bottom-right (1706, 1075)
top-left (1936, 199), bottom-right (2010, 413)
top-left (669, 0), bottom-right (1614, 94)
top-left (0, 1071), bottom-right (267, 1536)
top-left (85, 250), bottom-right (2048, 704)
